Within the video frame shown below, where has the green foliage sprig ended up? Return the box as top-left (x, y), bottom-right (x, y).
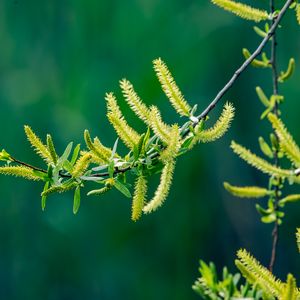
top-left (194, 230), bottom-right (300, 300)
top-left (194, 1), bottom-right (300, 299)
top-left (0, 59), bottom-right (235, 220)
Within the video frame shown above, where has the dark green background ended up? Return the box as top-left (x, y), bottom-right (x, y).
top-left (0, 0), bottom-right (299, 299)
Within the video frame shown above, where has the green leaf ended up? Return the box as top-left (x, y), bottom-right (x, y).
top-left (58, 142), bottom-right (73, 166)
top-left (255, 86), bottom-right (270, 107)
top-left (253, 26), bottom-right (267, 38)
top-left (296, 229), bottom-right (300, 253)
top-left (41, 181), bottom-right (50, 211)
top-left (242, 48), bottom-right (269, 68)
top-left (261, 213), bottom-right (277, 223)
top-left (279, 194), bottom-right (300, 206)
top-left (255, 204), bottom-right (270, 217)
top-left (111, 138), bottom-right (119, 159)
top-left (70, 144), bottom-right (81, 165)
top-left (0, 149), bottom-right (12, 162)
top-left (258, 137), bottom-right (273, 159)
top-left (80, 176), bottom-right (104, 182)
top-left (108, 160), bottom-right (115, 178)
top-left (142, 127), bottom-right (151, 153)
top-left (46, 134), bottom-right (58, 164)
top-left (278, 58), bottom-right (295, 83)
top-left (73, 186), bottom-right (81, 214)
top-left (114, 179), bottom-right (131, 198)
top-left (32, 170), bottom-right (49, 181)
top-left (133, 133), bottom-right (145, 160)
top-left (270, 133), bottom-right (279, 151)
top-left (47, 165), bottom-right (53, 180)
top-left (180, 136), bottom-right (194, 152)
top-left (63, 160), bottom-right (74, 173)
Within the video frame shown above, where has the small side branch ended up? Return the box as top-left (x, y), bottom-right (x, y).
top-left (269, 0), bottom-right (281, 273)
top-left (197, 0), bottom-right (293, 120)
top-left (10, 156), bottom-right (47, 174)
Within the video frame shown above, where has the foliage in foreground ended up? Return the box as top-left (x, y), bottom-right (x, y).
top-left (193, 231), bottom-right (300, 300)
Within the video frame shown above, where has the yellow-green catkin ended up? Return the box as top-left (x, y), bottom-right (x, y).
top-left (0, 166), bottom-right (42, 181)
top-left (153, 58), bottom-right (191, 117)
top-left (143, 160), bottom-right (175, 213)
top-left (160, 124), bottom-right (181, 163)
top-left (106, 92), bottom-right (141, 149)
top-left (24, 125), bottom-right (52, 163)
top-left (281, 274), bottom-right (297, 300)
top-left (268, 113), bottom-right (300, 167)
top-left (196, 102), bottom-right (234, 143)
top-left (84, 130), bottom-right (111, 163)
top-left (224, 182), bottom-right (270, 198)
top-left (148, 106), bottom-right (171, 143)
top-left (131, 175), bottom-right (148, 221)
top-left (72, 153), bottom-right (92, 177)
top-left (236, 249), bottom-right (283, 297)
top-left (42, 181), bottom-right (78, 197)
top-left (231, 141), bottom-right (292, 178)
top-left (211, 0), bottom-right (269, 22)
top-left (296, 4), bottom-right (300, 25)
top-left (120, 79), bottom-right (150, 123)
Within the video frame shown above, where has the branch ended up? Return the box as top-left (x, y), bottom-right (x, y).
top-left (196, 0), bottom-right (293, 120)
top-left (10, 156), bottom-right (47, 174)
top-left (269, 0), bottom-right (281, 274)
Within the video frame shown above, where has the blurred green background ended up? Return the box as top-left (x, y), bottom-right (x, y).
top-left (0, 0), bottom-right (300, 299)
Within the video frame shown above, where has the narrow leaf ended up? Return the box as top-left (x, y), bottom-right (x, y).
top-left (73, 186), bottom-right (81, 214)
top-left (46, 134), bottom-right (58, 164)
top-left (70, 144), bottom-right (81, 165)
top-left (41, 181), bottom-right (50, 211)
top-left (256, 86), bottom-right (270, 107)
top-left (114, 179), bottom-right (131, 198)
top-left (278, 58), bottom-right (295, 83)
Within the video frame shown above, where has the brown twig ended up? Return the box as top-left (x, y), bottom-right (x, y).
top-left (196, 0), bottom-right (293, 120)
top-left (268, 0), bottom-right (281, 273)
top-left (10, 156), bottom-right (47, 174)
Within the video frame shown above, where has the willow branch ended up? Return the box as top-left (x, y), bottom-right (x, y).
top-left (10, 156), bottom-right (47, 174)
top-left (196, 0), bottom-right (293, 120)
top-left (269, 0), bottom-right (281, 274)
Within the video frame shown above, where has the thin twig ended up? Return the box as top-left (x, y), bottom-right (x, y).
top-left (196, 0), bottom-right (293, 120)
top-left (269, 0), bottom-right (281, 273)
top-left (10, 156), bottom-right (47, 174)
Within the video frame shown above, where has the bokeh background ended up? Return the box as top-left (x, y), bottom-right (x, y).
top-left (0, 0), bottom-right (300, 299)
